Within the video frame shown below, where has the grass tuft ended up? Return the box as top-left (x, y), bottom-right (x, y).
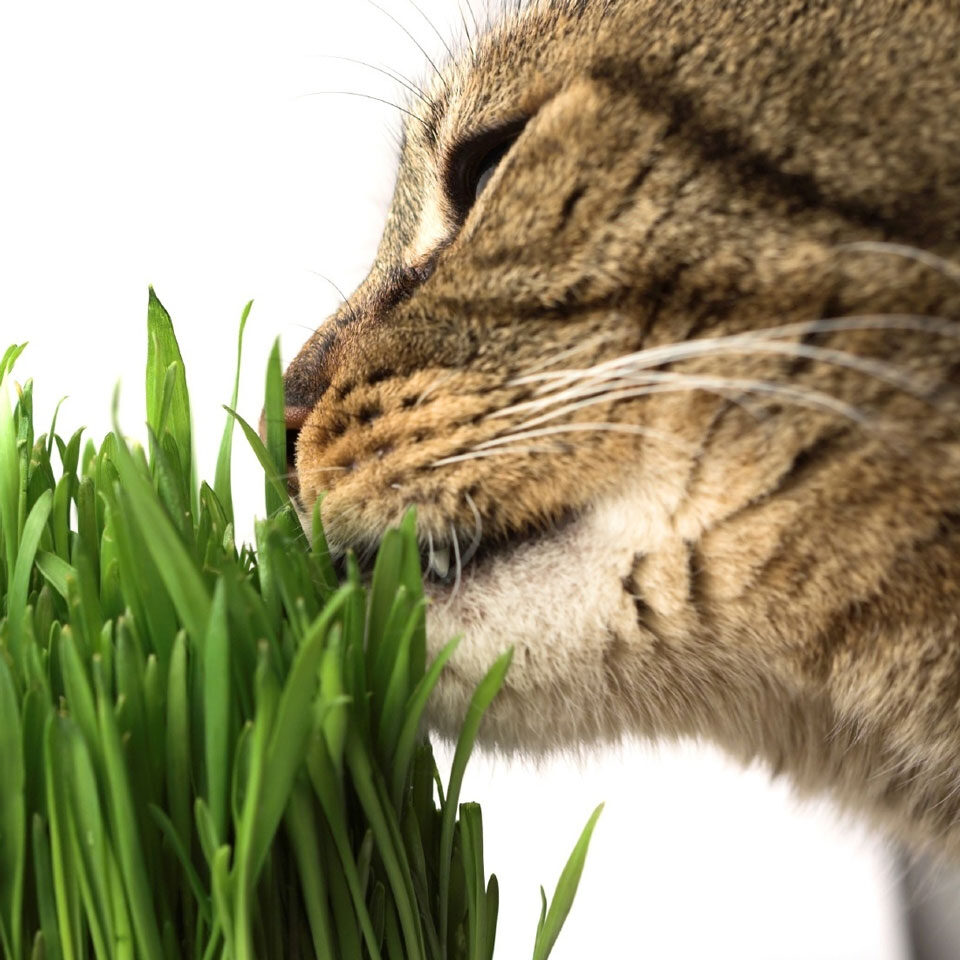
top-left (0, 291), bottom-right (600, 960)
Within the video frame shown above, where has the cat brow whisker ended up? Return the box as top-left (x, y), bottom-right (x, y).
top-left (366, 0), bottom-right (450, 95)
top-left (461, 0), bottom-right (481, 36)
top-left (311, 53), bottom-right (431, 103)
top-left (456, 3), bottom-right (478, 60)
top-left (836, 241), bottom-right (960, 283)
top-left (298, 90), bottom-right (431, 130)
top-left (403, 0), bottom-right (457, 64)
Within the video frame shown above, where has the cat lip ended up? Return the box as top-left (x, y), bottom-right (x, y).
top-left (326, 507), bottom-right (581, 592)
top-left (418, 507), bottom-right (581, 591)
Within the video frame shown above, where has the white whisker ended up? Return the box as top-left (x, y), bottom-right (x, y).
top-left (416, 370), bottom-right (457, 405)
top-left (461, 490), bottom-right (483, 566)
top-left (466, 421), bottom-right (694, 453)
top-left (836, 242), bottom-right (960, 283)
top-left (510, 329), bottom-right (621, 379)
top-left (431, 443), bottom-right (567, 467)
top-left (506, 315), bottom-right (960, 395)
top-left (442, 521), bottom-right (463, 610)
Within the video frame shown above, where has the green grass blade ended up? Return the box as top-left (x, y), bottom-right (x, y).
top-left (390, 635), bottom-right (461, 812)
top-left (223, 407), bottom-right (289, 516)
top-left (109, 400), bottom-right (210, 642)
top-left (0, 657), bottom-right (25, 960)
top-left (484, 875), bottom-right (498, 960)
top-left (531, 803), bottom-right (604, 960)
top-left (263, 338), bottom-right (286, 518)
top-left (147, 806), bottom-right (211, 924)
top-left (344, 729), bottom-right (425, 960)
top-left (439, 648), bottom-right (513, 958)
top-left (242, 586), bottom-right (354, 886)
top-left (305, 738), bottom-right (382, 960)
top-left (283, 779), bottom-right (337, 960)
top-left (93, 659), bottom-right (165, 960)
top-left (36, 551), bottom-right (73, 600)
top-left (146, 288), bottom-right (192, 486)
top-left (214, 301), bottom-right (251, 526)
top-left (63, 721), bottom-right (115, 957)
top-left (7, 487), bottom-right (52, 670)
top-left (31, 815), bottom-right (64, 960)
top-left (0, 373), bottom-right (20, 589)
top-left (203, 581), bottom-right (231, 844)
top-left (44, 717), bottom-right (81, 960)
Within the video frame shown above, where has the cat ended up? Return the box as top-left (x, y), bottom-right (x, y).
top-left (282, 0), bottom-right (960, 858)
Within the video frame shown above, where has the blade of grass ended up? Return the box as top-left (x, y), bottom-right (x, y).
top-left (283, 779), bottom-right (337, 959)
top-left (203, 581), bottom-right (231, 844)
top-left (214, 302), bottom-right (251, 526)
top-left (0, 373), bottom-right (20, 588)
top-left (7, 488), bottom-right (53, 671)
top-left (223, 407), bottom-right (289, 515)
top-left (390, 635), bottom-right (461, 812)
top-left (31, 815), bottom-right (63, 960)
top-left (531, 803), bottom-right (604, 960)
top-left (439, 648), bottom-right (513, 959)
top-left (93, 658), bottom-right (165, 960)
top-left (344, 728), bottom-right (425, 960)
top-left (109, 392), bottom-right (210, 642)
top-left (0, 657), bottom-right (25, 960)
top-left (263, 339), bottom-right (286, 518)
top-left (146, 288), bottom-right (192, 490)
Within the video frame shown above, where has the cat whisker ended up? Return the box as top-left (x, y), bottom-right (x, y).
top-left (496, 373), bottom-right (871, 437)
top-left (402, 0), bottom-right (457, 64)
top-left (436, 423), bottom-right (694, 467)
top-left (366, 0), bottom-right (450, 96)
top-left (430, 443), bottom-right (563, 467)
top-left (836, 241), bottom-right (960, 283)
top-left (461, 0), bottom-right (481, 37)
top-left (496, 361), bottom-right (860, 425)
top-left (490, 379), bottom-right (756, 434)
top-left (298, 90), bottom-right (431, 130)
top-left (415, 370), bottom-right (458, 405)
top-left (509, 329), bottom-right (621, 379)
top-left (461, 490), bottom-right (484, 566)
top-left (441, 521), bottom-right (464, 609)
top-left (506, 314), bottom-right (960, 389)
top-left (310, 53), bottom-right (431, 104)
top-left (456, 4), bottom-right (478, 61)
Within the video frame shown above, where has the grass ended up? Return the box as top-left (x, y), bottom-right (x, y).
top-left (0, 290), bottom-right (601, 960)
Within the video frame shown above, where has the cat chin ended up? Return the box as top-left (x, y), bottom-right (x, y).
top-left (422, 482), bottom-right (678, 751)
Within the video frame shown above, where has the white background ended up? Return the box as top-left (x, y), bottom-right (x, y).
top-left (1, 2), bottom-right (912, 957)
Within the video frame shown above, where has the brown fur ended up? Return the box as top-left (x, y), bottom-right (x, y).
top-left (284, 0), bottom-right (960, 857)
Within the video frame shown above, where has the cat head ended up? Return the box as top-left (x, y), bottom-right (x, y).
top-left (283, 0), bottom-right (960, 820)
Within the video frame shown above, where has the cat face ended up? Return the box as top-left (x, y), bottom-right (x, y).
top-left (284, 0), bottom-right (960, 847)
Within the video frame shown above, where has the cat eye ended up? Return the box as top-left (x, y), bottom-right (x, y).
top-left (446, 119), bottom-right (528, 221)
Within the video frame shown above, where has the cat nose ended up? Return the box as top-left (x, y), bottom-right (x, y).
top-left (258, 404), bottom-right (313, 497)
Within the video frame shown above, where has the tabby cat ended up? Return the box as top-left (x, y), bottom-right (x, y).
top-left (282, 0), bottom-right (960, 857)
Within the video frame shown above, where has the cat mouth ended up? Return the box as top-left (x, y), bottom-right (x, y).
top-left (330, 507), bottom-right (581, 594)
